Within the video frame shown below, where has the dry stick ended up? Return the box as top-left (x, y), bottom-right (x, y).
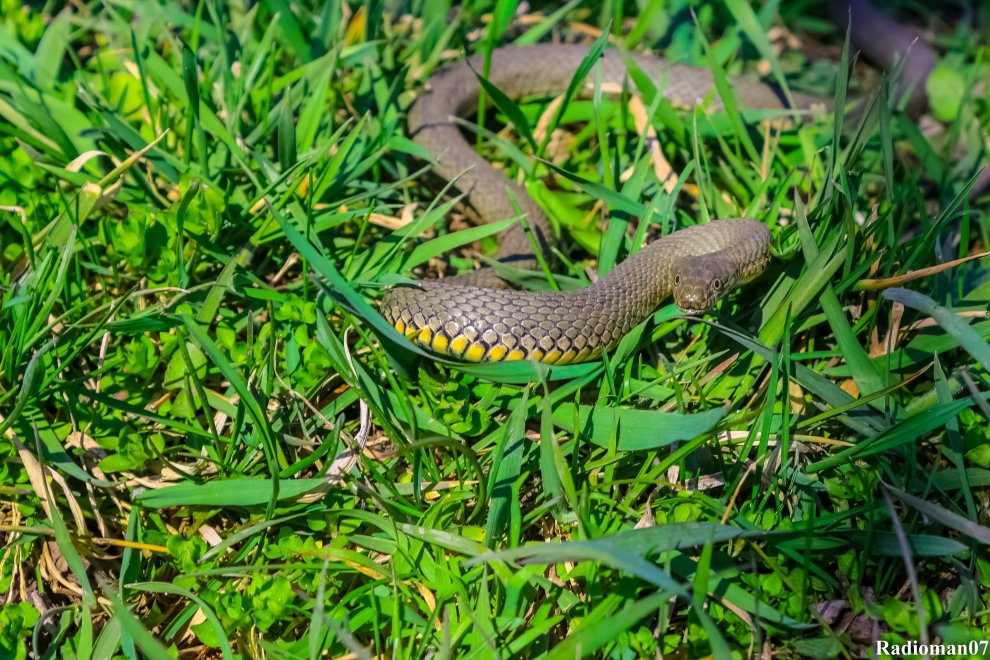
top-left (854, 249), bottom-right (990, 291)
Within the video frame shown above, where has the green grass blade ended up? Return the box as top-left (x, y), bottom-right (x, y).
top-left (883, 288), bottom-right (990, 373)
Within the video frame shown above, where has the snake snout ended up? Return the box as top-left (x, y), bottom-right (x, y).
top-left (672, 257), bottom-right (736, 314)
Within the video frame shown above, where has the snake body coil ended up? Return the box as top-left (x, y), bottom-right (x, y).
top-left (381, 45), bottom-right (785, 363)
top-left (381, 32), bottom-right (931, 364)
top-left (381, 45), bottom-right (791, 363)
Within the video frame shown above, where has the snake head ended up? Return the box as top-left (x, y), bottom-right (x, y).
top-left (672, 256), bottom-right (738, 314)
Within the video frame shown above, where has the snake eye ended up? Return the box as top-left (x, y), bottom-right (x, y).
top-left (674, 275), bottom-right (681, 286)
top-left (712, 278), bottom-right (722, 290)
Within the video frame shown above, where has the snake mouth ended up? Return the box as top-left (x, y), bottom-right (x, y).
top-left (677, 307), bottom-right (707, 315)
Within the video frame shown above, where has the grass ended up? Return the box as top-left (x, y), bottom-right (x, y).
top-left (0, 0), bottom-right (989, 657)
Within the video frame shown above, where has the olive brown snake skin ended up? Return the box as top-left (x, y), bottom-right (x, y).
top-left (381, 2), bottom-right (937, 364)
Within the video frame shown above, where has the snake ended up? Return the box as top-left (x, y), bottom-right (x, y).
top-left (381, 4), bottom-right (936, 365)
